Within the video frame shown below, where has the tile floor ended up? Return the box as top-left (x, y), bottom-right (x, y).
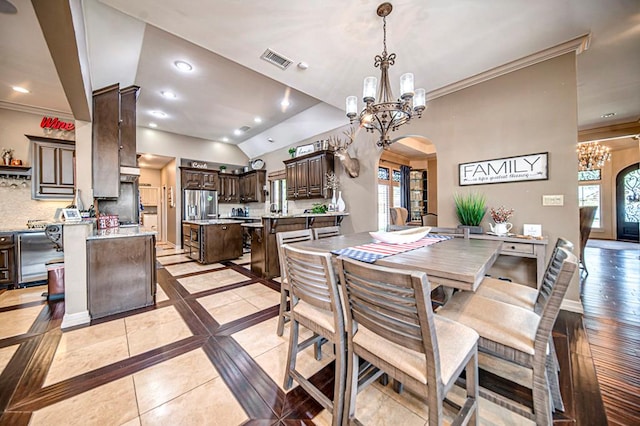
top-left (0, 248), bottom-right (557, 424)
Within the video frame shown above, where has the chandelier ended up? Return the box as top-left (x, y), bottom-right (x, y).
top-left (577, 141), bottom-right (611, 171)
top-left (345, 2), bottom-right (426, 149)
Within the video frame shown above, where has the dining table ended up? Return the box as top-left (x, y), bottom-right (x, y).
top-left (289, 232), bottom-right (503, 292)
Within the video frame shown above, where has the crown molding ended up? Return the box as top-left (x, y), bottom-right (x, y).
top-left (578, 120), bottom-right (640, 142)
top-left (0, 101), bottom-right (74, 120)
top-left (428, 33), bottom-right (591, 101)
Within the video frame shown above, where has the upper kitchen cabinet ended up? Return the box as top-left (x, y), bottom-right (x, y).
top-left (218, 174), bottom-right (239, 203)
top-left (92, 84), bottom-right (140, 198)
top-left (284, 150), bottom-right (334, 200)
top-left (28, 135), bottom-right (75, 200)
top-left (180, 168), bottom-right (219, 190)
top-left (240, 170), bottom-right (266, 203)
top-left (119, 86), bottom-right (140, 168)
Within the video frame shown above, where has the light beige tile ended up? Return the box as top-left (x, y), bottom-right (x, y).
top-left (204, 299), bottom-right (260, 324)
top-left (156, 254), bottom-right (191, 265)
top-left (124, 306), bottom-right (182, 335)
top-left (177, 269), bottom-right (249, 294)
top-left (197, 291), bottom-right (243, 311)
top-left (119, 417), bottom-right (141, 426)
top-left (56, 319), bottom-right (126, 355)
top-left (139, 377), bottom-right (247, 426)
top-left (127, 317), bottom-right (193, 356)
top-left (0, 305), bottom-right (43, 339)
top-left (30, 377), bottom-right (139, 426)
top-left (233, 318), bottom-right (314, 358)
top-left (155, 286), bottom-right (169, 303)
top-left (0, 285), bottom-right (47, 307)
top-left (254, 337), bottom-right (335, 391)
top-left (230, 283), bottom-right (276, 299)
top-left (244, 293), bottom-right (280, 310)
top-left (352, 384), bottom-right (426, 426)
top-left (45, 334), bottom-right (130, 386)
top-left (134, 348), bottom-right (219, 414)
top-left (0, 344), bottom-right (19, 374)
top-left (165, 262), bottom-right (225, 277)
top-left (231, 253), bottom-right (251, 264)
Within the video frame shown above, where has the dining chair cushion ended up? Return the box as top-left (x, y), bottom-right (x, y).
top-left (437, 292), bottom-right (540, 356)
top-left (352, 316), bottom-right (478, 386)
top-left (475, 277), bottom-right (538, 310)
top-left (294, 299), bottom-right (335, 334)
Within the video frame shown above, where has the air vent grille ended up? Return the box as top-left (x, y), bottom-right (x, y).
top-left (239, 126), bottom-right (251, 132)
top-left (260, 49), bottom-right (292, 70)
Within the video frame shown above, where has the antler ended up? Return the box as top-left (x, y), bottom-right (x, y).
top-left (327, 135), bottom-right (342, 150)
top-left (342, 127), bottom-right (356, 148)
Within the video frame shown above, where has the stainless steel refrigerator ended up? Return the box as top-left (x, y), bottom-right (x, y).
top-left (183, 189), bottom-right (218, 220)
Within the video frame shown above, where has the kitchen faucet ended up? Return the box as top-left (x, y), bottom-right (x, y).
top-left (269, 203), bottom-right (279, 214)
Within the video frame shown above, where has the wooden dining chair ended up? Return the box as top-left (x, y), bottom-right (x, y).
top-left (579, 206), bottom-right (597, 277)
top-left (282, 245), bottom-right (346, 426)
top-left (337, 256), bottom-right (480, 426)
top-left (312, 226), bottom-right (341, 240)
top-left (421, 212), bottom-right (438, 226)
top-left (389, 207), bottom-right (409, 225)
top-left (436, 247), bottom-right (578, 425)
top-left (275, 229), bottom-right (314, 336)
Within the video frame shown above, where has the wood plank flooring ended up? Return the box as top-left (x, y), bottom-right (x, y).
top-left (581, 241), bottom-right (640, 425)
top-left (0, 241), bottom-right (634, 424)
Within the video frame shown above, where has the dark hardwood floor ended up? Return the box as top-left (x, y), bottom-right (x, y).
top-left (0, 242), bottom-right (636, 424)
top-left (581, 242), bottom-right (640, 426)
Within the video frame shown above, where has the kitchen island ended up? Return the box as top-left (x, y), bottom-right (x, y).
top-left (249, 213), bottom-right (348, 279)
top-left (182, 219), bottom-right (243, 264)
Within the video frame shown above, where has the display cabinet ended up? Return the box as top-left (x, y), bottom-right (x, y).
top-left (409, 170), bottom-right (428, 221)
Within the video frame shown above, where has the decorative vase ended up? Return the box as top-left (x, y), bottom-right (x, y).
top-left (329, 191), bottom-right (337, 212)
top-left (73, 189), bottom-right (84, 211)
top-left (2, 155), bottom-right (11, 166)
top-left (489, 222), bottom-right (513, 236)
top-left (336, 191), bottom-right (346, 212)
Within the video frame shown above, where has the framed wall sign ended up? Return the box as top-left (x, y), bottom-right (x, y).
top-left (62, 208), bottom-right (82, 222)
top-left (459, 152), bottom-right (548, 186)
top-left (295, 143), bottom-right (315, 157)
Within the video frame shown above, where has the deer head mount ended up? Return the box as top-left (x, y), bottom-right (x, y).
top-left (328, 127), bottom-right (360, 178)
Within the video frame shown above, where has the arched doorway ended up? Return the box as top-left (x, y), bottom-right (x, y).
top-left (616, 162), bottom-right (640, 241)
top-left (376, 135), bottom-right (436, 230)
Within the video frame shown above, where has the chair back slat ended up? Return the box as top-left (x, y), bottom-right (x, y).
top-left (534, 238), bottom-right (574, 314)
top-left (338, 256), bottom-right (439, 358)
top-left (313, 226), bottom-right (341, 240)
top-left (283, 245), bottom-right (341, 314)
top-left (533, 247), bottom-right (578, 358)
top-left (276, 229), bottom-right (313, 283)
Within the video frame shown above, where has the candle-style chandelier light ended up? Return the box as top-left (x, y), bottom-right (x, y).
top-left (345, 2), bottom-right (426, 149)
top-left (577, 141), bottom-right (611, 171)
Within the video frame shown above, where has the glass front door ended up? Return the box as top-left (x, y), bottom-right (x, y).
top-left (616, 163), bottom-right (640, 242)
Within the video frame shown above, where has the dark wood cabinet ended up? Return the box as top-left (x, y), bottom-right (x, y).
top-left (219, 174), bottom-right (239, 203)
top-left (240, 170), bottom-right (266, 203)
top-left (28, 135), bottom-right (75, 200)
top-left (92, 83), bottom-right (121, 198)
top-left (87, 234), bottom-right (156, 319)
top-left (180, 168), bottom-right (219, 191)
top-left (202, 223), bottom-right (243, 263)
top-left (0, 234), bottom-right (16, 288)
top-left (119, 85), bottom-right (140, 168)
top-left (284, 151), bottom-right (334, 200)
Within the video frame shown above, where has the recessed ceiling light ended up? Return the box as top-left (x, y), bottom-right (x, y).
top-left (161, 90), bottom-right (177, 99)
top-left (150, 111), bottom-right (167, 118)
top-left (297, 62), bottom-right (309, 70)
top-left (281, 99), bottom-right (290, 108)
top-left (149, 122), bottom-right (158, 128)
top-left (222, 137), bottom-right (229, 142)
top-left (268, 137), bottom-right (274, 143)
top-left (233, 129), bottom-right (242, 136)
top-left (143, 153), bottom-right (154, 160)
top-left (254, 117), bottom-right (262, 123)
top-left (601, 112), bottom-right (616, 118)
top-left (12, 86), bottom-right (29, 93)
top-left (174, 60), bottom-right (193, 72)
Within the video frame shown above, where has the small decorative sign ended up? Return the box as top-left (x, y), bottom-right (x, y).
top-left (459, 152), bottom-right (548, 186)
top-left (295, 143), bottom-right (315, 157)
top-left (41, 116), bottom-right (75, 131)
top-left (191, 161), bottom-right (208, 169)
top-left (523, 224), bottom-right (542, 237)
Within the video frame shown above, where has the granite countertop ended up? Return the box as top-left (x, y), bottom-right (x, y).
top-left (182, 219), bottom-right (246, 225)
top-left (240, 222), bottom-right (264, 228)
top-left (87, 225), bottom-right (157, 240)
top-left (261, 212), bottom-right (350, 219)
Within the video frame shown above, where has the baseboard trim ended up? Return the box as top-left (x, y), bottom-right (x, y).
top-left (561, 299), bottom-right (584, 314)
top-left (61, 310), bottom-right (91, 329)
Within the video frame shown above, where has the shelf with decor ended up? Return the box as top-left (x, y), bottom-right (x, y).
top-left (409, 169), bottom-right (427, 221)
top-left (0, 165), bottom-right (31, 179)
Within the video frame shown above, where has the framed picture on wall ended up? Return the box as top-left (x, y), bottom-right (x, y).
top-left (458, 152), bottom-right (548, 186)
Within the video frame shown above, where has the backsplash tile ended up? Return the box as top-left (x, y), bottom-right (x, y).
top-left (0, 186), bottom-right (69, 229)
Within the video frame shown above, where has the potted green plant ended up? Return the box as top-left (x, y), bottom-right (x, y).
top-left (288, 147), bottom-right (296, 158)
top-left (453, 192), bottom-right (487, 234)
top-left (219, 165), bottom-right (227, 173)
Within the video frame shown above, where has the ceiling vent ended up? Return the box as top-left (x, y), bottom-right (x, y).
top-left (239, 126), bottom-right (251, 133)
top-left (260, 49), bottom-right (292, 70)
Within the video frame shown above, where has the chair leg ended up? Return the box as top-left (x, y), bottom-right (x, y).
top-left (331, 336), bottom-right (346, 426)
top-left (466, 351), bottom-right (479, 426)
top-left (343, 350), bottom-right (359, 424)
top-left (276, 286), bottom-right (289, 336)
top-left (532, 365), bottom-right (553, 426)
top-left (283, 317), bottom-right (299, 390)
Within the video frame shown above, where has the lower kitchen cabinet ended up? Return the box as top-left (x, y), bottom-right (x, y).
top-left (0, 234), bottom-right (16, 288)
top-left (183, 221), bottom-right (243, 264)
top-left (87, 234), bottom-right (156, 319)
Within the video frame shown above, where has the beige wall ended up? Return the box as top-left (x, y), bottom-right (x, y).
top-left (140, 168), bottom-right (162, 187)
top-left (161, 159), bottom-right (178, 245)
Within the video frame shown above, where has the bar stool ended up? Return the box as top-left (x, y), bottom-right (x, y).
top-left (45, 258), bottom-right (65, 301)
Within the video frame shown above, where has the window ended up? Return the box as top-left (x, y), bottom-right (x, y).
top-left (578, 170), bottom-right (601, 181)
top-left (578, 184), bottom-right (601, 228)
top-left (378, 166), bottom-right (401, 230)
top-left (270, 178), bottom-right (287, 213)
